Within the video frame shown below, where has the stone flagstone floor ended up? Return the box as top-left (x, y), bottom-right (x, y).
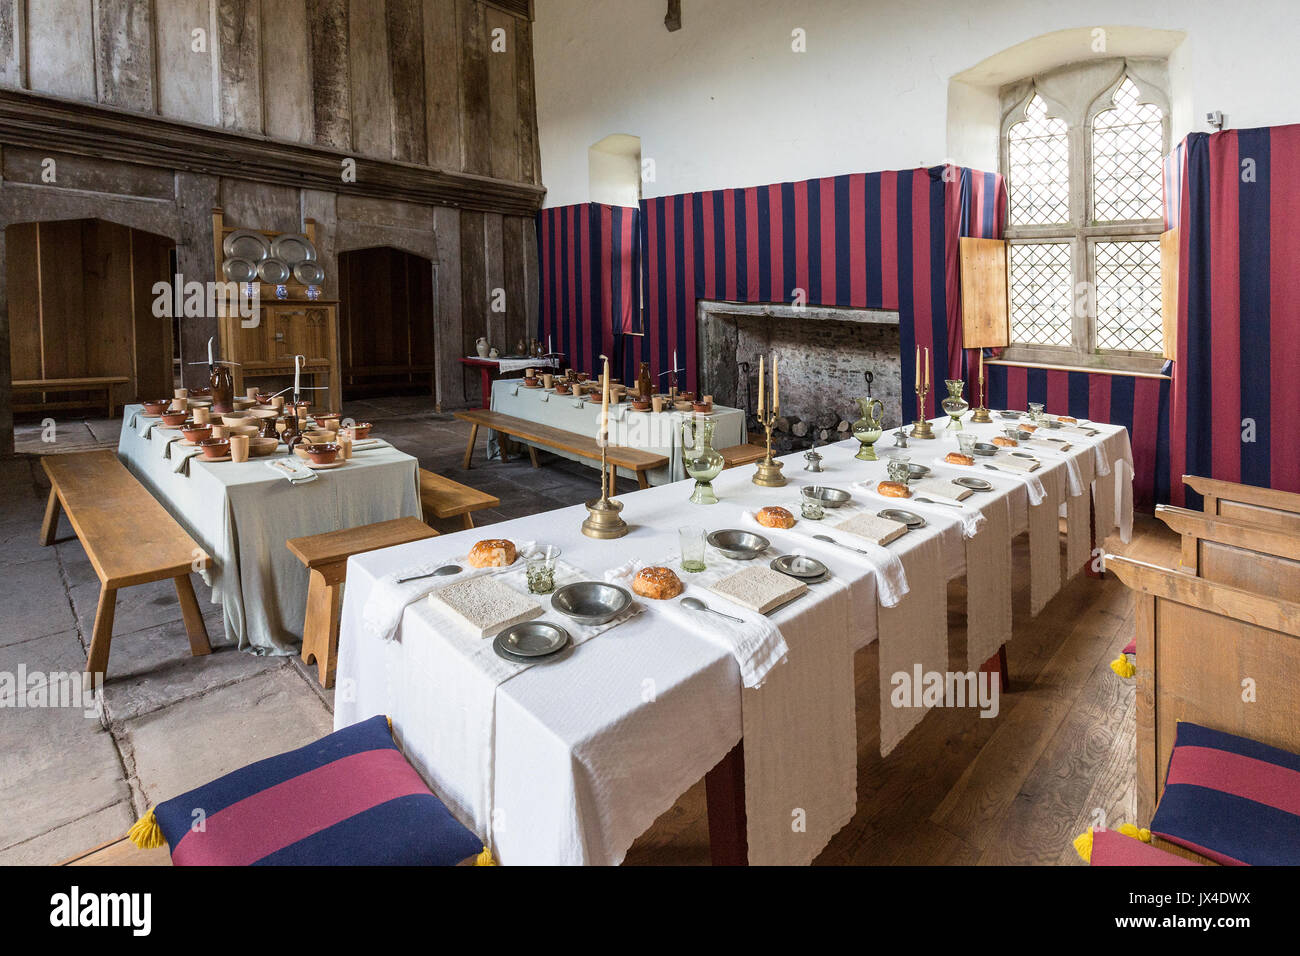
top-left (1, 396), bottom-right (610, 863)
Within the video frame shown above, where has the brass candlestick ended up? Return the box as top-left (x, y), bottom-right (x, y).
top-left (751, 406), bottom-right (787, 486)
top-left (910, 381), bottom-right (935, 439)
top-left (971, 363), bottom-right (992, 423)
top-left (581, 438), bottom-right (629, 538)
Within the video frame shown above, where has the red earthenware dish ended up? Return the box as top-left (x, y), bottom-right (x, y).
top-left (198, 437), bottom-right (230, 460)
top-left (306, 442), bottom-right (339, 465)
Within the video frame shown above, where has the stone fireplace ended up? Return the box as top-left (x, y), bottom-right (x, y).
top-left (696, 300), bottom-right (903, 444)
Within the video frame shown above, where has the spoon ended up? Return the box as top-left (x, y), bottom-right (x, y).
top-left (913, 496), bottom-right (963, 509)
top-left (680, 596), bottom-right (744, 624)
top-left (397, 564), bottom-right (462, 584)
top-left (812, 533), bottom-right (873, 555)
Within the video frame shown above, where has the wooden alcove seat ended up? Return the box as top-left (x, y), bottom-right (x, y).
top-left (14, 376), bottom-right (129, 417)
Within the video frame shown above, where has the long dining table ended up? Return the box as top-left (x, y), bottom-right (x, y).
top-left (335, 412), bottom-right (1133, 865)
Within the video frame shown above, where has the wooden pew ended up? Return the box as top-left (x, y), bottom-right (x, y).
top-left (1107, 554), bottom-right (1300, 823)
top-left (14, 375), bottom-right (128, 418)
top-left (1184, 474), bottom-right (1300, 534)
top-left (40, 451), bottom-right (211, 677)
top-left (455, 408), bottom-right (668, 489)
top-left (286, 517), bottom-right (439, 688)
top-left (1155, 504), bottom-right (1300, 593)
top-left (419, 469), bottom-right (499, 529)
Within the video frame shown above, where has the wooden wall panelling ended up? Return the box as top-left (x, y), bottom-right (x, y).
top-left (306, 0), bottom-right (351, 151)
top-left (522, 211), bottom-right (537, 339)
top-left (81, 220), bottom-right (134, 393)
top-left (93, 0), bottom-right (155, 112)
top-left (513, 12), bottom-right (538, 184)
top-left (349, 0), bottom-right (394, 158)
top-left (0, 0), bottom-right (24, 87)
top-left (459, 210), bottom-right (486, 364)
top-left (129, 228), bottom-right (175, 399)
top-left (483, 5), bottom-right (518, 182)
top-left (27, 0), bottom-right (96, 100)
top-left (501, 214), bottom-right (527, 349)
top-left (482, 212), bottom-right (505, 350)
top-left (2, 147), bottom-right (175, 200)
top-left (408, 248), bottom-right (435, 370)
top-left (422, 0), bottom-right (461, 170)
top-left (35, 220), bottom-right (88, 379)
top-left (154, 0), bottom-right (218, 126)
top-left (7, 222), bottom-right (42, 381)
top-left (219, 179), bottom-right (301, 234)
top-left (457, 0), bottom-right (489, 175)
top-left (260, 0), bottom-right (312, 144)
top-left (433, 205), bottom-right (460, 410)
top-left (217, 0), bottom-right (262, 133)
top-left (174, 171), bottom-right (220, 389)
top-left (386, 0), bottom-right (427, 164)
top-left (0, 224), bottom-right (11, 451)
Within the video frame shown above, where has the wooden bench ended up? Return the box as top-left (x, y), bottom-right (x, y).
top-left (61, 836), bottom-right (172, 867)
top-left (419, 469), bottom-right (499, 529)
top-left (40, 451), bottom-right (211, 677)
top-left (454, 408), bottom-right (668, 490)
top-left (14, 376), bottom-right (129, 418)
top-left (719, 443), bottom-right (768, 469)
top-left (286, 517), bottom-right (439, 688)
top-left (1156, 503), bottom-right (1300, 594)
top-left (1184, 474), bottom-right (1300, 534)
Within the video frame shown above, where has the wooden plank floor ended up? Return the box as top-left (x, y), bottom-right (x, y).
top-left (623, 515), bottom-right (1178, 865)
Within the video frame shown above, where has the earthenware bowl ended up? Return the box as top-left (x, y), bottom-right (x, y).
top-left (632, 400), bottom-right (652, 411)
top-left (305, 442), bottom-right (339, 465)
top-left (141, 399), bottom-right (170, 416)
top-left (347, 423), bottom-right (373, 439)
top-left (554, 383), bottom-right (571, 395)
top-left (692, 402), bottom-right (713, 414)
top-left (180, 422), bottom-right (212, 444)
top-left (198, 437), bottom-right (230, 460)
top-left (160, 410), bottom-right (188, 426)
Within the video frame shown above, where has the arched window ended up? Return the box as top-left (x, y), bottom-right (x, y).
top-left (1000, 60), bottom-right (1169, 368)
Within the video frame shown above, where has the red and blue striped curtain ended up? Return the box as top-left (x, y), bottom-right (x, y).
top-left (1170, 124), bottom-right (1300, 505)
top-left (635, 166), bottom-right (991, 415)
top-left (536, 202), bottom-right (639, 377)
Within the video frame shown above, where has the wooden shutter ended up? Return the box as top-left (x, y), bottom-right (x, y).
top-left (959, 237), bottom-right (1010, 348)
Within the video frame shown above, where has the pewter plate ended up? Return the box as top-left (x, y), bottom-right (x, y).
top-left (1011, 451), bottom-right (1039, 460)
top-left (952, 476), bottom-right (993, 492)
top-left (223, 229), bottom-right (270, 261)
top-left (801, 485), bottom-right (852, 508)
top-left (877, 508), bottom-right (926, 529)
top-left (997, 410), bottom-right (1021, 420)
top-left (493, 620), bottom-right (570, 658)
top-left (972, 442), bottom-right (998, 456)
top-left (272, 233), bottom-right (317, 264)
top-left (222, 257), bottom-right (258, 283)
top-left (550, 582), bottom-right (631, 626)
top-left (257, 257), bottom-right (291, 284)
top-left (707, 529), bottom-right (770, 559)
top-left (770, 553), bottom-right (829, 580)
top-left (905, 462), bottom-right (931, 478)
top-left (294, 260), bottom-right (325, 285)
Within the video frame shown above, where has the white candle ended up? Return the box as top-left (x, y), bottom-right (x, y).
top-left (601, 356), bottom-right (610, 442)
top-left (924, 347), bottom-right (930, 390)
top-left (772, 354), bottom-right (780, 415)
top-left (758, 357), bottom-right (765, 417)
top-left (673, 349), bottom-right (677, 374)
top-left (548, 334), bottom-right (552, 354)
top-left (208, 336), bottom-right (214, 366)
top-left (294, 355), bottom-right (302, 395)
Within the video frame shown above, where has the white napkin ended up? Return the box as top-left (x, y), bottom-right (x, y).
top-left (604, 558), bottom-right (788, 689)
top-left (970, 458), bottom-right (1047, 505)
top-left (740, 509), bottom-right (909, 607)
top-left (855, 482), bottom-right (985, 538)
top-left (158, 433), bottom-right (183, 459)
top-left (362, 541), bottom-right (537, 642)
top-left (171, 446), bottom-right (203, 475)
top-left (138, 417), bottom-right (160, 439)
top-left (264, 458), bottom-right (318, 483)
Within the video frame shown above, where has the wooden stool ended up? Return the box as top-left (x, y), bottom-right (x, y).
top-left (286, 517), bottom-right (438, 688)
top-left (419, 469), bottom-right (499, 530)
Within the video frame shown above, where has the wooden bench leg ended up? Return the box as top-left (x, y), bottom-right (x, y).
top-left (86, 586), bottom-right (117, 678)
top-left (461, 513), bottom-right (475, 530)
top-left (462, 423), bottom-right (479, 470)
top-left (636, 469), bottom-right (650, 490)
top-left (40, 488), bottom-right (62, 546)
top-left (300, 569), bottom-right (341, 688)
top-left (173, 575), bottom-right (212, 658)
top-left (527, 444), bottom-right (540, 469)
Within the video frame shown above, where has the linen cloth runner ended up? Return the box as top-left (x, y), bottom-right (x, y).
top-left (964, 492), bottom-right (1014, 669)
top-left (877, 532), bottom-right (949, 756)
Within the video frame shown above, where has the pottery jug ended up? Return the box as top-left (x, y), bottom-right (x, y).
top-left (636, 362), bottom-right (654, 402)
top-left (210, 364), bottom-right (234, 414)
top-left (476, 337), bottom-right (490, 358)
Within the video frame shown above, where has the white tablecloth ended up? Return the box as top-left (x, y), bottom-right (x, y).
top-left (489, 379), bottom-right (746, 484)
top-left (117, 405), bottom-right (422, 654)
top-left (335, 414), bottom-right (1132, 864)
top-left (468, 355), bottom-right (563, 374)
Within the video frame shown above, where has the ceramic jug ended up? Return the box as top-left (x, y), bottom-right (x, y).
top-left (476, 337), bottom-right (490, 358)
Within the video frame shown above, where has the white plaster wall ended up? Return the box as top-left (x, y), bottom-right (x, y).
top-left (534, 0), bottom-right (1300, 206)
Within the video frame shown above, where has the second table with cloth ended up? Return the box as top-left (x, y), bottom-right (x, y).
top-left (335, 413), bottom-right (1133, 864)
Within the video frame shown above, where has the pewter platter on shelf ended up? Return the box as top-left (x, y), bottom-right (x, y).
top-left (257, 257), bottom-right (291, 283)
top-left (222, 257), bottom-right (257, 283)
top-left (550, 582), bottom-right (631, 626)
top-left (272, 233), bottom-right (317, 264)
top-left (706, 529), bottom-right (770, 559)
top-left (223, 229), bottom-right (270, 261)
top-left (294, 261), bottom-right (325, 285)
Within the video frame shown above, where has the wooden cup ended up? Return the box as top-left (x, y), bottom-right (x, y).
top-left (174, 388), bottom-right (189, 400)
top-left (246, 386), bottom-right (260, 399)
top-left (271, 395), bottom-right (285, 410)
top-left (652, 395), bottom-right (665, 413)
top-left (211, 424), bottom-right (228, 440)
top-left (193, 406), bottom-right (210, 425)
top-left (543, 374), bottom-right (554, 389)
top-left (229, 435), bottom-right (250, 463)
top-left (339, 436), bottom-right (353, 460)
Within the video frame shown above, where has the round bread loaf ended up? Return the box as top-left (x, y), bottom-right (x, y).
top-left (632, 566), bottom-right (683, 599)
top-left (1058, 415), bottom-right (1077, 423)
top-left (1021, 423), bottom-right (1038, 432)
top-left (944, 451), bottom-right (975, 466)
top-left (467, 538), bottom-right (518, 568)
top-left (755, 505), bottom-right (796, 529)
top-left (992, 436), bottom-right (1018, 447)
top-left (877, 480), bottom-right (911, 498)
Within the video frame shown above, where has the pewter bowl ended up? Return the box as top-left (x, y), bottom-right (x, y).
top-left (800, 485), bottom-right (852, 508)
top-left (706, 529), bottom-right (770, 559)
top-left (972, 442), bottom-right (999, 457)
top-left (770, 553), bottom-right (829, 579)
top-left (550, 582), bottom-right (632, 625)
top-left (905, 462), bottom-right (931, 479)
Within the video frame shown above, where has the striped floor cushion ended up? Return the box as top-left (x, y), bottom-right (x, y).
top-left (145, 715), bottom-right (484, 866)
top-left (1089, 828), bottom-right (1201, 866)
top-left (1150, 721), bottom-right (1300, 866)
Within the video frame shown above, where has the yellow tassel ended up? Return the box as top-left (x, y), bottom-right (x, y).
top-left (1073, 828), bottom-right (1094, 863)
top-left (474, 846), bottom-right (497, 866)
top-left (128, 809), bottom-right (166, 850)
top-left (386, 715), bottom-right (393, 734)
top-left (1118, 823), bottom-right (1152, 843)
top-left (1110, 654), bottom-right (1136, 678)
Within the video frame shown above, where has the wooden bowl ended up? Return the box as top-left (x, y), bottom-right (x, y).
top-left (248, 437), bottom-right (279, 458)
top-left (232, 397), bottom-right (256, 410)
top-left (180, 422), bottom-right (212, 444)
top-left (198, 437), bottom-right (230, 460)
top-left (222, 413), bottom-right (254, 427)
top-left (305, 442), bottom-right (339, 465)
top-left (229, 424), bottom-right (260, 438)
top-left (160, 410), bottom-right (188, 426)
top-left (248, 407), bottom-right (278, 420)
top-left (302, 430), bottom-right (336, 444)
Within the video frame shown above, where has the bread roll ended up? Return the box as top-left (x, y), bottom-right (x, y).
top-left (755, 506), bottom-right (796, 529)
top-left (877, 480), bottom-right (911, 498)
top-left (1058, 415), bottom-right (1077, 423)
top-left (944, 452), bottom-right (975, 466)
top-left (992, 436), bottom-right (1018, 447)
top-left (632, 566), bottom-right (683, 600)
top-left (467, 538), bottom-right (518, 568)
top-left (1020, 423), bottom-right (1038, 432)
